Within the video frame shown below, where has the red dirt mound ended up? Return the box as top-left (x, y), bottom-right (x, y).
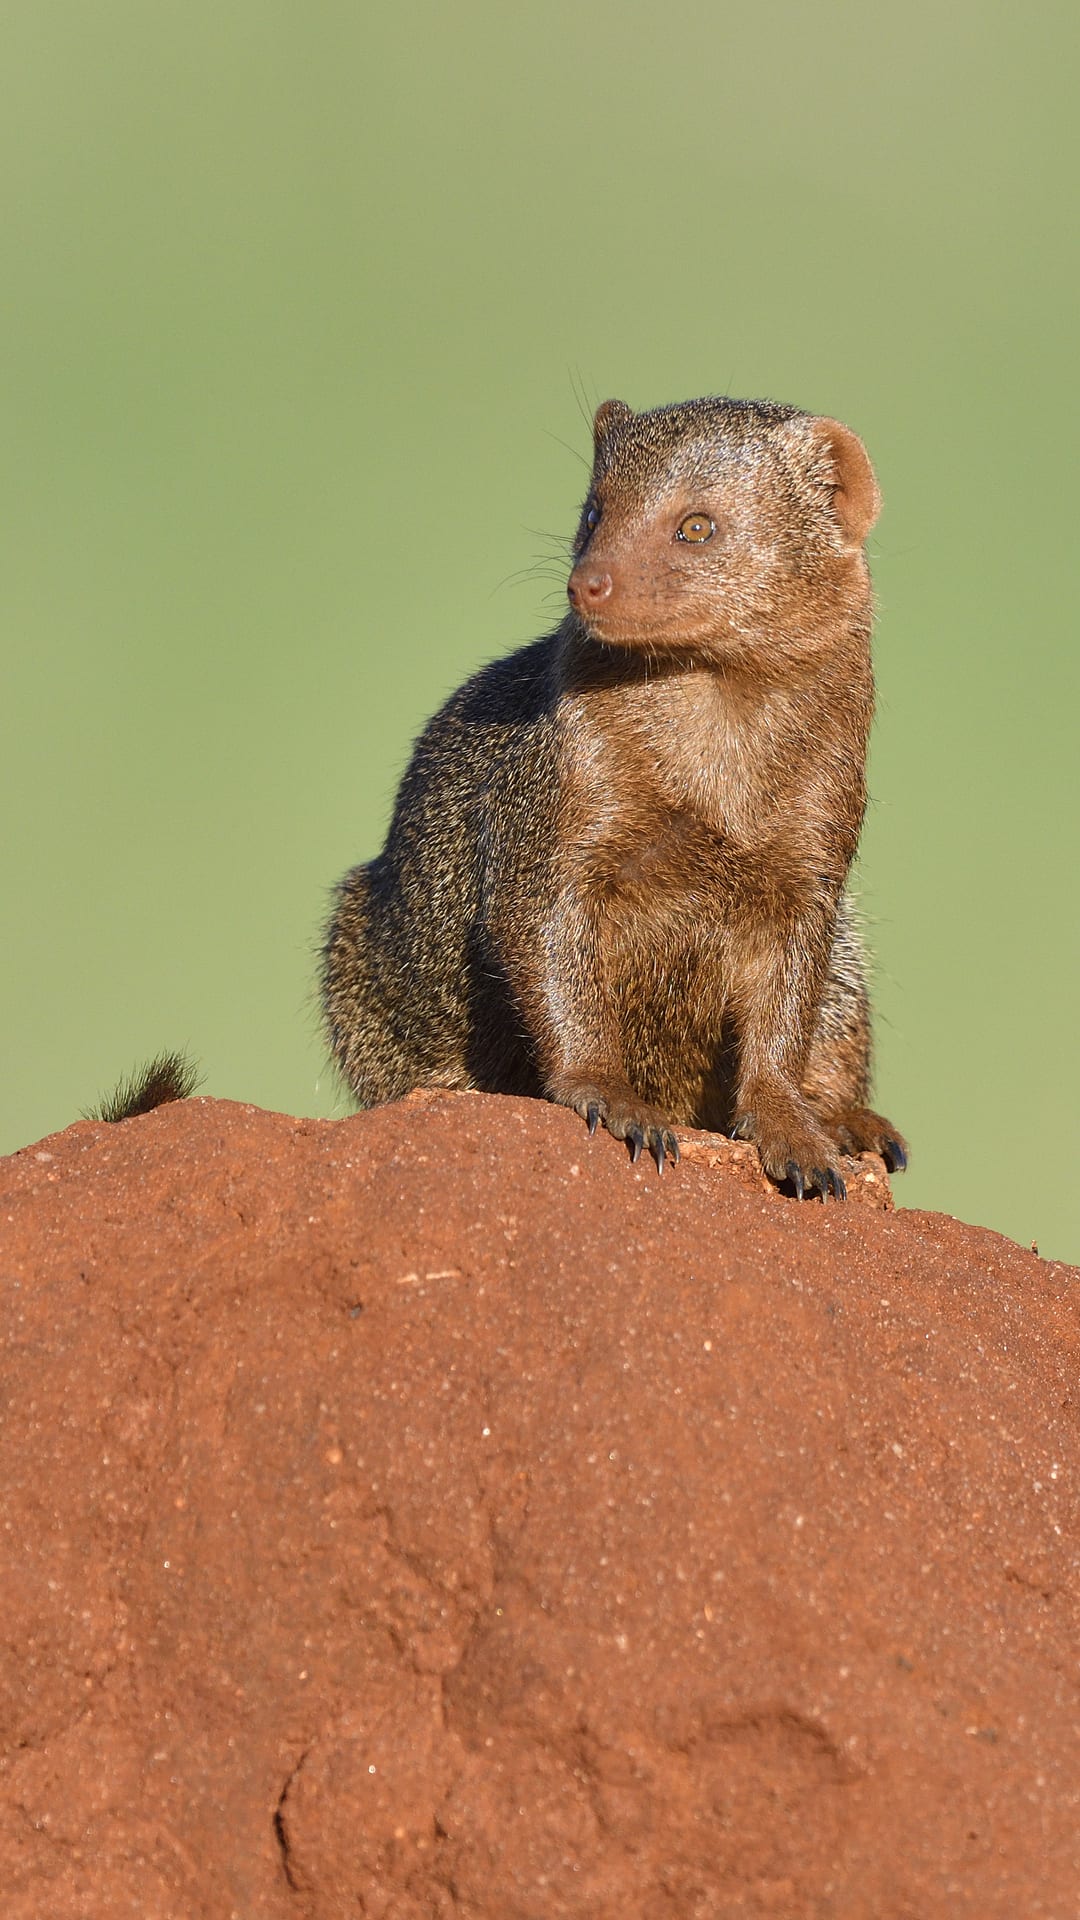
top-left (1, 1090), bottom-right (1078, 1918)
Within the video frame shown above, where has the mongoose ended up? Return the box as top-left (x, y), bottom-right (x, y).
top-left (321, 394), bottom-right (908, 1198)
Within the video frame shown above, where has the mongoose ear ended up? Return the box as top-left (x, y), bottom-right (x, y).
top-left (809, 417), bottom-right (881, 546)
top-left (593, 398), bottom-right (634, 445)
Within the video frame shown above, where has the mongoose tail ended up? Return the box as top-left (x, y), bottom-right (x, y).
top-left (86, 1050), bottom-right (202, 1123)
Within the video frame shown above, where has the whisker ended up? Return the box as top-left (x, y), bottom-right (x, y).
top-left (522, 524), bottom-right (574, 556)
top-left (543, 427), bottom-right (589, 471)
top-left (567, 367), bottom-right (599, 434)
top-left (489, 565), bottom-right (569, 599)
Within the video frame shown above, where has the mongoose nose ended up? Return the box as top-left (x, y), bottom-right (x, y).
top-left (567, 568), bottom-right (613, 610)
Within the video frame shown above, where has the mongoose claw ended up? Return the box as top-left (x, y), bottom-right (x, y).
top-left (586, 1102), bottom-right (600, 1136)
top-left (784, 1158), bottom-right (846, 1202)
top-left (807, 1165), bottom-right (847, 1202)
top-left (882, 1138), bottom-right (908, 1173)
top-left (626, 1124), bottom-right (645, 1164)
top-left (643, 1127), bottom-right (681, 1175)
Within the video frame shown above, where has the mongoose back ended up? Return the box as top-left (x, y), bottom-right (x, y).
top-left (322, 394), bottom-right (907, 1197)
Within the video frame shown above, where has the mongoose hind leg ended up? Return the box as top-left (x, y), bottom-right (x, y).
top-left (800, 904), bottom-right (908, 1174)
top-left (322, 862), bottom-right (437, 1106)
top-left (801, 1038), bottom-right (908, 1172)
top-left (824, 1105), bottom-right (909, 1173)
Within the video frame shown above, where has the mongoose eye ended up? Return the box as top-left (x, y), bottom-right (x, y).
top-left (585, 501), bottom-right (601, 532)
top-left (677, 513), bottom-right (715, 543)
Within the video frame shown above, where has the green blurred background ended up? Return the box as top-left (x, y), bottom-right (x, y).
top-left (2, 1), bottom-right (1077, 1258)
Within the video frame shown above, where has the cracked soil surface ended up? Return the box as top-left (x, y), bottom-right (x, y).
top-left (1, 1089), bottom-right (1078, 1916)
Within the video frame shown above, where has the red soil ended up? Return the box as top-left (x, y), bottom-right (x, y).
top-left (1, 1091), bottom-right (1077, 1917)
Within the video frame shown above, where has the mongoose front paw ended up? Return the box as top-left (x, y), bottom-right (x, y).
top-left (551, 1078), bottom-right (681, 1175)
top-left (732, 1100), bottom-right (848, 1201)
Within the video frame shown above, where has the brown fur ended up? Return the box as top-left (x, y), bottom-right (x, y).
top-left (321, 394), bottom-right (907, 1196)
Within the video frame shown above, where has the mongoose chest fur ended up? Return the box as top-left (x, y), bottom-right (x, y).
top-left (321, 394), bottom-right (907, 1197)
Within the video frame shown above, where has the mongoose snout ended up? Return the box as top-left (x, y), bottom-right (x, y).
top-left (566, 566), bottom-right (613, 612)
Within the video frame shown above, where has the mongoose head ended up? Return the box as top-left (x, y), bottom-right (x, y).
top-left (566, 396), bottom-right (880, 665)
